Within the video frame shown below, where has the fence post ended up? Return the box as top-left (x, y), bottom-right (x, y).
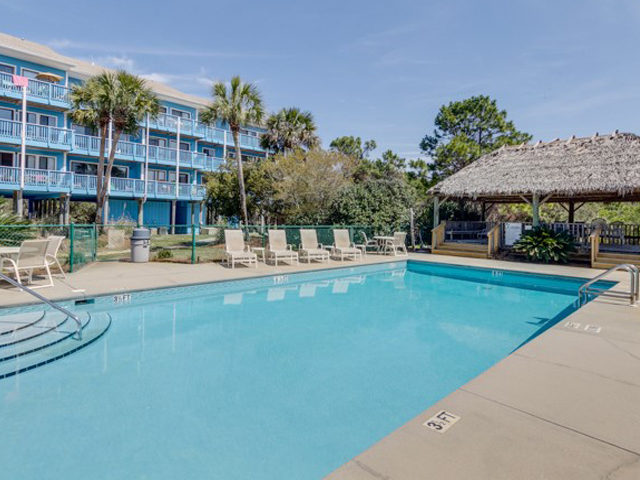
top-left (92, 224), bottom-right (98, 261)
top-left (69, 222), bottom-right (75, 273)
top-left (410, 208), bottom-right (416, 250)
top-left (191, 223), bottom-right (196, 264)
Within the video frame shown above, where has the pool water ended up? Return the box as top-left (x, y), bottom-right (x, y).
top-left (0, 261), bottom-right (607, 479)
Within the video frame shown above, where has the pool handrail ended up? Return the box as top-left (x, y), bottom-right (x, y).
top-left (0, 272), bottom-right (82, 340)
top-left (578, 263), bottom-right (639, 306)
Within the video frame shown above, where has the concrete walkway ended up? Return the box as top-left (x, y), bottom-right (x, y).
top-left (1, 254), bottom-right (639, 479)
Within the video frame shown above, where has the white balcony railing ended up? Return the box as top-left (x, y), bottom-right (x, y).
top-left (0, 73), bottom-right (71, 105)
top-left (0, 119), bottom-right (72, 148)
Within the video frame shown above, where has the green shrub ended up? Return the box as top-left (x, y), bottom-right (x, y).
top-left (155, 249), bottom-right (173, 260)
top-left (514, 227), bottom-right (576, 263)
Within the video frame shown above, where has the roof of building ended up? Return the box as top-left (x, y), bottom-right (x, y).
top-left (429, 132), bottom-right (640, 203)
top-left (0, 32), bottom-right (211, 109)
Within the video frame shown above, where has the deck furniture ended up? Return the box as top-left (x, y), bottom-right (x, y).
top-left (250, 246), bottom-right (266, 263)
top-left (299, 229), bottom-right (330, 263)
top-left (0, 239), bottom-right (53, 288)
top-left (45, 235), bottom-right (66, 278)
top-left (267, 230), bottom-right (299, 266)
top-left (355, 232), bottom-right (378, 256)
top-left (0, 246), bottom-right (20, 257)
top-left (223, 230), bottom-right (258, 269)
top-left (331, 229), bottom-right (363, 261)
top-left (383, 232), bottom-right (409, 257)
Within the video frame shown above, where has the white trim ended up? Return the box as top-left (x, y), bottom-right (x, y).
top-left (170, 108), bottom-right (191, 119)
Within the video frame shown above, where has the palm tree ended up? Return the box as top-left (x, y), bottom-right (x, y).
top-left (260, 107), bottom-right (320, 154)
top-left (70, 71), bottom-right (159, 224)
top-left (201, 76), bottom-right (265, 226)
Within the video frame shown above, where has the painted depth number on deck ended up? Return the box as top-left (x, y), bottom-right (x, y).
top-left (423, 410), bottom-right (461, 433)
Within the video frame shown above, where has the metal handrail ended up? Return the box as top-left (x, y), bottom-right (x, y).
top-left (578, 264), bottom-right (639, 306)
top-left (0, 272), bottom-right (82, 340)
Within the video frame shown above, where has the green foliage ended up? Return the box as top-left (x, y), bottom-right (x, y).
top-left (330, 178), bottom-right (417, 234)
top-left (70, 71), bottom-right (160, 223)
top-left (329, 136), bottom-right (376, 159)
top-left (155, 249), bottom-right (173, 260)
top-left (69, 202), bottom-right (98, 224)
top-left (514, 227), bottom-right (576, 263)
top-left (420, 95), bottom-right (531, 183)
top-left (201, 76), bottom-right (265, 226)
top-left (260, 107), bottom-right (320, 153)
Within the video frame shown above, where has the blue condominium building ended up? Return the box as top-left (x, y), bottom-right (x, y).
top-left (0, 32), bottom-right (266, 226)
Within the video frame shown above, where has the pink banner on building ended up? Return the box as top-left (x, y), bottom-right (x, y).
top-left (12, 75), bottom-right (29, 87)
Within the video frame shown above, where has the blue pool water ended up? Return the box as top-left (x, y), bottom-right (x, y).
top-left (0, 261), bottom-right (610, 479)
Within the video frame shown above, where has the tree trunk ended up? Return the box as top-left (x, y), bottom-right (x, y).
top-left (97, 129), bottom-right (122, 225)
top-left (232, 131), bottom-right (249, 226)
top-left (95, 124), bottom-right (108, 224)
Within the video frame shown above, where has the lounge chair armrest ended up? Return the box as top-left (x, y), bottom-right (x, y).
top-left (318, 243), bottom-right (324, 249)
top-left (287, 244), bottom-right (293, 251)
top-left (0, 257), bottom-right (18, 270)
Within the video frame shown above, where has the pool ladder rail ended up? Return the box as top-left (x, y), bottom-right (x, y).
top-left (0, 272), bottom-right (82, 340)
top-left (578, 264), bottom-right (639, 307)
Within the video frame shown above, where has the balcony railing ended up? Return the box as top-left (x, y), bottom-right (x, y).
top-left (0, 166), bottom-right (206, 200)
top-left (146, 113), bottom-right (207, 138)
top-left (0, 119), bottom-right (72, 149)
top-left (0, 73), bottom-right (71, 107)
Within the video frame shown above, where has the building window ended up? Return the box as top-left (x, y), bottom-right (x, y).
top-left (171, 109), bottom-right (191, 120)
top-left (202, 147), bottom-right (216, 157)
top-left (169, 140), bottom-right (190, 151)
top-left (72, 124), bottom-right (96, 136)
top-left (158, 106), bottom-right (168, 114)
top-left (0, 63), bottom-right (15, 75)
top-left (0, 152), bottom-right (14, 167)
top-left (21, 68), bottom-right (42, 81)
top-left (149, 169), bottom-right (167, 182)
top-left (168, 171), bottom-right (190, 184)
top-left (0, 108), bottom-right (14, 121)
top-left (71, 162), bottom-right (128, 178)
top-left (149, 137), bottom-right (168, 148)
top-left (18, 112), bottom-right (58, 127)
top-left (21, 155), bottom-right (55, 170)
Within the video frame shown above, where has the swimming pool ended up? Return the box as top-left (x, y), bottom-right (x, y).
top-left (0, 261), bottom-right (612, 479)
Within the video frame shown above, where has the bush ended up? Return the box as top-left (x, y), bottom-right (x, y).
top-left (155, 249), bottom-right (173, 260)
top-left (514, 227), bottom-right (576, 263)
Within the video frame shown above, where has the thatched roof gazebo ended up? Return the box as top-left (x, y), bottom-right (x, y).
top-left (429, 131), bottom-right (640, 227)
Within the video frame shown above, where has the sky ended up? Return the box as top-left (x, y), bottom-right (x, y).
top-left (2, 0), bottom-right (640, 159)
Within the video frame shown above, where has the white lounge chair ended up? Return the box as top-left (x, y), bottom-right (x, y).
top-left (0, 239), bottom-right (54, 288)
top-left (223, 230), bottom-right (258, 269)
top-left (267, 230), bottom-right (299, 266)
top-left (331, 229), bottom-right (363, 261)
top-left (299, 229), bottom-right (330, 263)
top-left (45, 235), bottom-right (66, 278)
top-left (383, 232), bottom-right (409, 257)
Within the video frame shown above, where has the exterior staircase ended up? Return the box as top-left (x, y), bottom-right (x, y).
top-left (0, 309), bottom-right (111, 379)
top-left (432, 242), bottom-right (489, 259)
top-left (592, 251), bottom-right (640, 270)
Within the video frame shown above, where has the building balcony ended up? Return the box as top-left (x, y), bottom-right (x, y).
top-left (0, 119), bottom-right (73, 150)
top-left (0, 166), bottom-right (206, 201)
top-left (146, 113), bottom-right (207, 138)
top-left (0, 73), bottom-right (71, 109)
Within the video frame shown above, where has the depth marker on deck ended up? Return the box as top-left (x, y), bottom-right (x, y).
top-left (424, 410), bottom-right (460, 433)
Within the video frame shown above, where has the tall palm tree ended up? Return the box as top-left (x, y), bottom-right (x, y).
top-left (260, 107), bottom-right (320, 154)
top-left (70, 71), bottom-right (159, 224)
top-left (201, 76), bottom-right (265, 226)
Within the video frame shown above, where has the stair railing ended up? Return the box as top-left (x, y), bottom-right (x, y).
top-left (590, 227), bottom-right (602, 267)
top-left (431, 221), bottom-right (446, 251)
top-left (0, 272), bottom-right (82, 340)
top-left (578, 263), bottom-right (639, 307)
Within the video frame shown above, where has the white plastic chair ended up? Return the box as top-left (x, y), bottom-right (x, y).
top-left (223, 230), bottom-right (257, 269)
top-left (384, 232), bottom-right (409, 257)
top-left (267, 230), bottom-right (299, 266)
top-left (0, 239), bottom-right (53, 288)
top-left (46, 235), bottom-right (66, 278)
top-left (299, 229), bottom-right (330, 263)
top-left (331, 229), bottom-right (363, 261)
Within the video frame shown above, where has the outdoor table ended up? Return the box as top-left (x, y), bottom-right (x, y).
top-left (0, 247), bottom-right (20, 257)
top-left (374, 236), bottom-right (394, 254)
top-left (251, 247), bottom-right (266, 262)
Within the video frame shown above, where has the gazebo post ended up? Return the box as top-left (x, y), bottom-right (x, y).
top-left (433, 196), bottom-right (440, 229)
top-left (532, 194), bottom-right (540, 227)
top-left (568, 200), bottom-right (575, 223)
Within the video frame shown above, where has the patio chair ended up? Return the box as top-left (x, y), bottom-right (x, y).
top-left (331, 229), bottom-right (363, 261)
top-left (223, 230), bottom-right (258, 269)
top-left (354, 231), bottom-right (378, 256)
top-left (45, 235), bottom-right (66, 278)
top-left (383, 232), bottom-right (409, 257)
top-left (0, 239), bottom-right (53, 288)
top-left (299, 229), bottom-right (330, 263)
top-left (267, 230), bottom-right (299, 266)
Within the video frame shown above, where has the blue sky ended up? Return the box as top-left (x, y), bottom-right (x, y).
top-left (2, 0), bottom-right (639, 159)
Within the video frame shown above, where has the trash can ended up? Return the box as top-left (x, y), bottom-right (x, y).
top-left (130, 228), bottom-right (151, 263)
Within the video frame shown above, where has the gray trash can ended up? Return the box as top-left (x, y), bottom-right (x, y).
top-left (130, 228), bottom-right (151, 263)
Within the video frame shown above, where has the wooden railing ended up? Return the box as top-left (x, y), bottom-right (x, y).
top-left (431, 221), bottom-right (446, 250)
top-left (590, 227), bottom-right (602, 267)
top-left (487, 224), bottom-right (501, 258)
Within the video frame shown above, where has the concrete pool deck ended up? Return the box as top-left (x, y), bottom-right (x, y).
top-left (1, 254), bottom-right (639, 478)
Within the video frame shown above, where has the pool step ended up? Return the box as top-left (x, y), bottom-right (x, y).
top-left (0, 311), bottom-right (46, 336)
top-left (0, 311), bottom-right (69, 348)
top-left (0, 311), bottom-right (112, 379)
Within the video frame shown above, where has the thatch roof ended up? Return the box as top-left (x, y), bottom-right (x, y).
top-left (430, 132), bottom-right (640, 203)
